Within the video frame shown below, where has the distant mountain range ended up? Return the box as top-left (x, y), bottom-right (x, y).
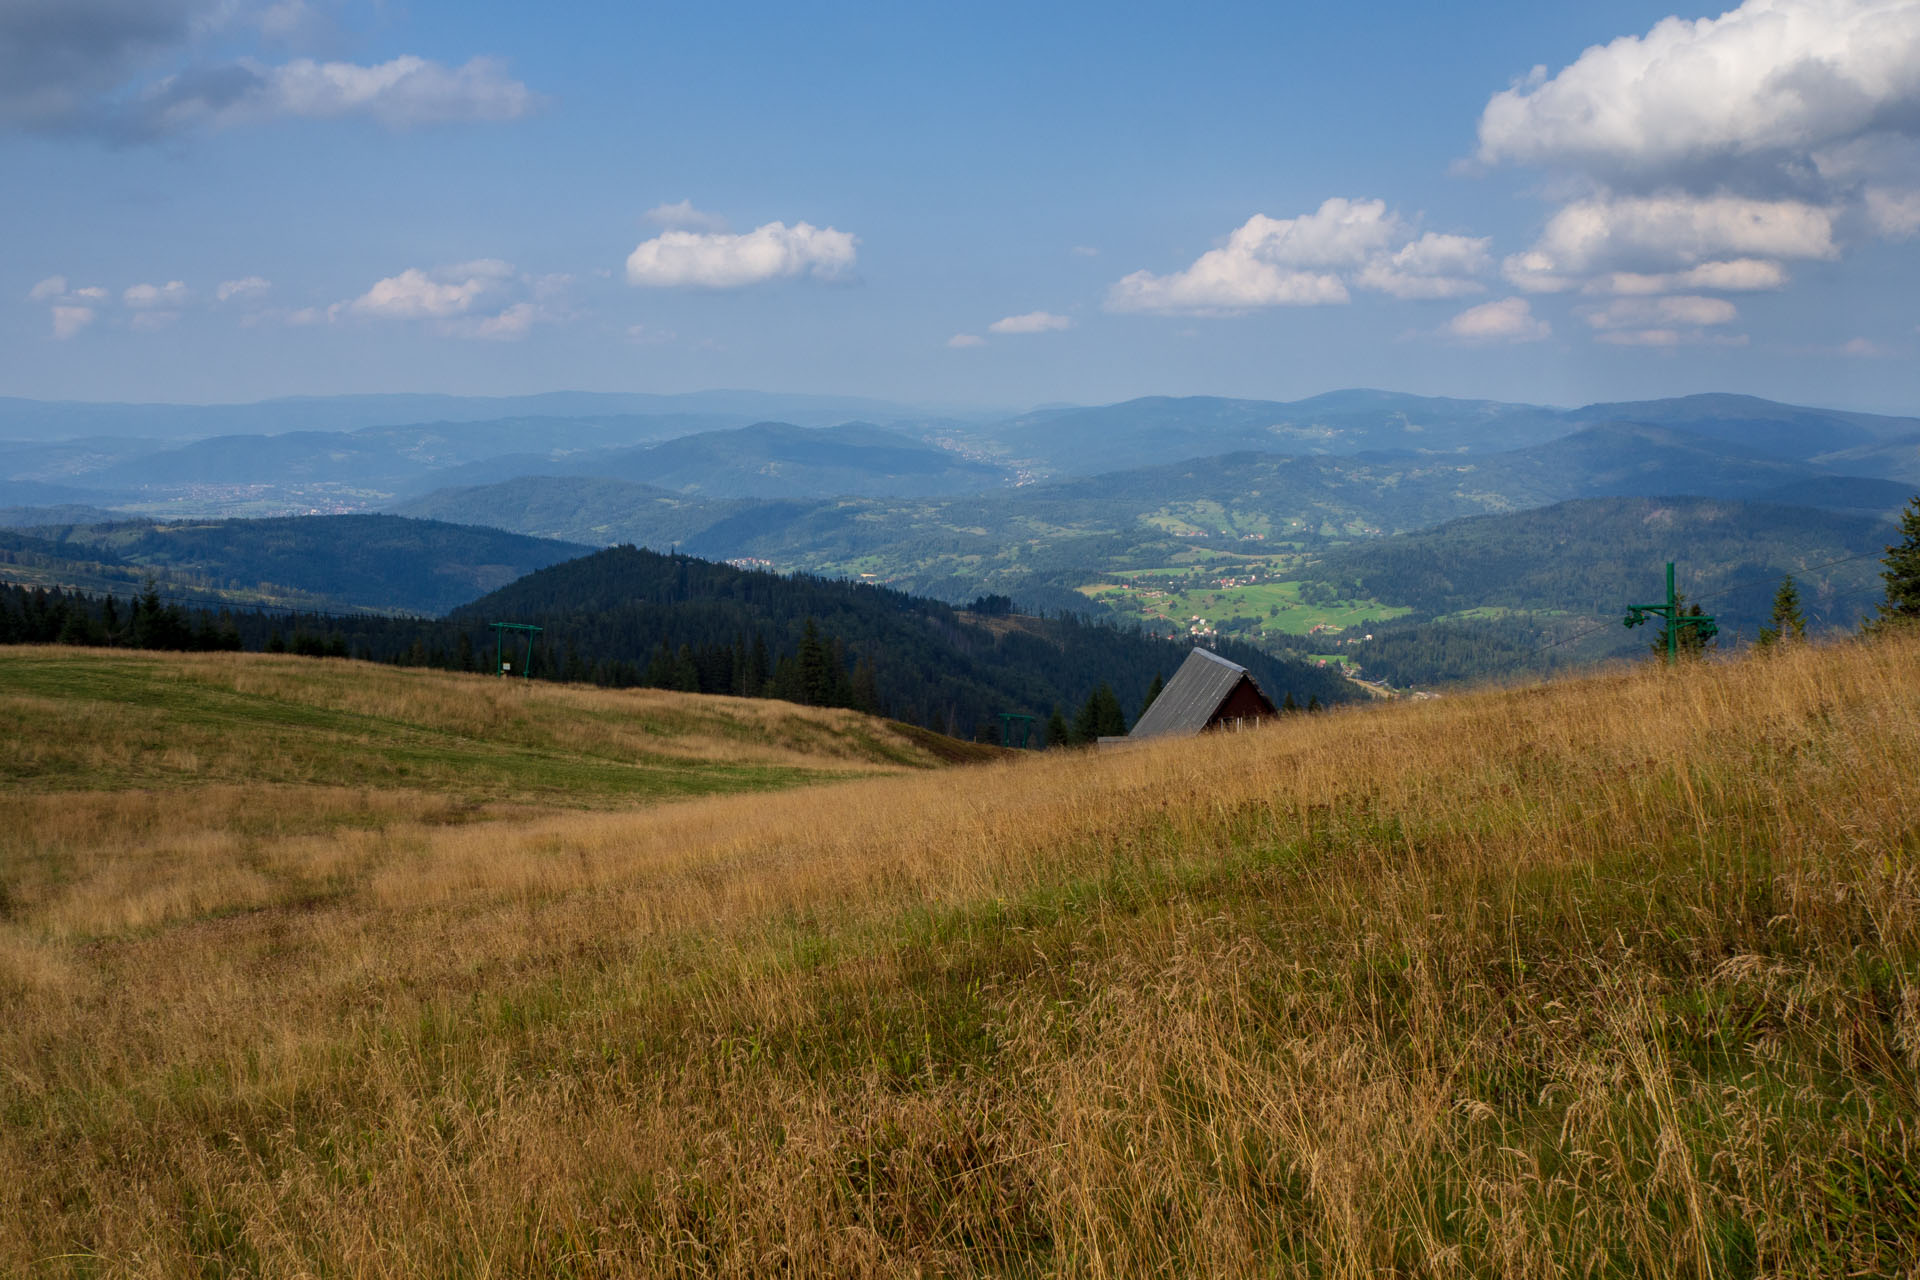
top-left (0, 515), bottom-right (591, 615)
top-left (5, 389), bottom-right (1917, 522)
top-left (2, 386), bottom-right (1916, 690)
top-left (990, 390), bottom-right (1572, 472)
top-left (390, 417), bottom-right (1918, 611)
top-left (0, 389), bottom-right (959, 442)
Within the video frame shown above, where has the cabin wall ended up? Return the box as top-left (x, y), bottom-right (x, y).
top-left (1205, 678), bottom-right (1276, 730)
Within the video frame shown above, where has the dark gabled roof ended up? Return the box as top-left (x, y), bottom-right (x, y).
top-left (1129, 647), bottom-right (1266, 739)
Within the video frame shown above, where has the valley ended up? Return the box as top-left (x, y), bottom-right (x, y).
top-left (5, 388), bottom-right (1915, 691)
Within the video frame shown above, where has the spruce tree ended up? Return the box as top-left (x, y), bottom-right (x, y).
top-left (1139, 673), bottom-right (1164, 720)
top-left (1045, 706), bottom-right (1070, 749)
top-left (1874, 494), bottom-right (1920, 627)
top-left (797, 618), bottom-right (831, 705)
top-left (1754, 575), bottom-right (1806, 649)
top-left (1070, 690), bottom-right (1101, 744)
top-left (673, 643), bottom-right (701, 692)
top-left (1650, 593), bottom-right (1716, 659)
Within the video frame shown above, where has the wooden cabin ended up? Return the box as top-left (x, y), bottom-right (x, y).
top-left (1126, 647), bottom-right (1278, 740)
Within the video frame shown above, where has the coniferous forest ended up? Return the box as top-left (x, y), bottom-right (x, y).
top-left (0, 544), bottom-right (1354, 740)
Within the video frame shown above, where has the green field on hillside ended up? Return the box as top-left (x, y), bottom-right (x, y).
top-left (0, 648), bottom-right (971, 806)
top-left (1082, 572), bottom-right (1412, 637)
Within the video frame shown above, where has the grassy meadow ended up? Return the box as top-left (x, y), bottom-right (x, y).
top-left (3, 637), bottom-right (1920, 1275)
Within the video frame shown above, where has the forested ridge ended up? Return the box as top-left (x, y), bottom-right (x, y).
top-left (0, 544), bottom-right (1353, 739)
top-left (0, 515), bottom-right (589, 616)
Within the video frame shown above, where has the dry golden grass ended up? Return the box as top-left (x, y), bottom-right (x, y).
top-left (3, 635), bottom-right (1919, 1276)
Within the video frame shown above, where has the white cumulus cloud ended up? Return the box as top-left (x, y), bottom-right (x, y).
top-left (1594, 328), bottom-right (1751, 347)
top-left (1866, 187), bottom-right (1920, 236)
top-left (1476, 2), bottom-right (1920, 295)
top-left (644, 201), bottom-right (728, 232)
top-left (989, 311), bottom-right (1072, 334)
top-left (1503, 194), bottom-right (1836, 290)
top-left (123, 280), bottom-right (189, 308)
top-left (132, 54), bottom-right (538, 137)
top-left (1444, 296), bottom-right (1551, 342)
top-left (348, 261), bottom-right (510, 319)
top-left (1476, 0), bottom-right (1920, 188)
top-left (336, 260), bottom-right (549, 339)
top-left (445, 301), bottom-right (539, 341)
top-left (0, 0), bottom-right (542, 144)
top-left (27, 274), bottom-right (109, 339)
top-left (1355, 232), bottom-right (1492, 298)
top-left (1580, 294), bottom-right (1739, 330)
top-left (1109, 199), bottom-right (1495, 315)
top-left (1582, 258), bottom-right (1789, 294)
top-left (51, 305), bottom-right (95, 339)
top-left (625, 221), bottom-right (858, 288)
top-left (216, 275), bottom-right (271, 302)
top-left (947, 333), bottom-right (986, 348)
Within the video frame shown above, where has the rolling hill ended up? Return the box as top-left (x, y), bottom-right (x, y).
top-left (397, 422), bottom-right (1917, 615)
top-left (0, 388), bottom-right (947, 442)
top-left (419, 421), bottom-right (1012, 499)
top-left (989, 390), bottom-right (1573, 471)
top-left (444, 544), bottom-right (1355, 732)
top-left (0, 514), bottom-right (593, 615)
top-left (11, 390), bottom-right (1918, 522)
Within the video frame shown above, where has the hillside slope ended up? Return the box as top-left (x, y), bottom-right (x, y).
top-left (0, 514), bottom-right (593, 615)
top-left (5, 632), bottom-right (1917, 1274)
top-left (396, 423), bottom-right (1911, 614)
top-left (0, 646), bottom-right (982, 811)
top-left (450, 544), bottom-right (1356, 730)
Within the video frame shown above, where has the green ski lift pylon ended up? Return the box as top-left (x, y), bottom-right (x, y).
top-left (1623, 562), bottom-right (1717, 664)
top-left (490, 622), bottom-right (543, 679)
top-left (998, 712), bottom-right (1037, 749)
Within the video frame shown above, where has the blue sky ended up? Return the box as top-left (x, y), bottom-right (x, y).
top-left (4, 0), bottom-right (1919, 411)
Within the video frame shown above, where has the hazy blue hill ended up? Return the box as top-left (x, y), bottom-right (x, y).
top-left (391, 420), bottom-right (1904, 612)
top-left (992, 391), bottom-right (1571, 473)
top-left (1561, 393), bottom-right (1920, 461)
top-left (0, 515), bottom-right (592, 615)
top-left (0, 389), bottom-right (943, 443)
top-left (0, 477), bottom-right (123, 508)
top-left (1303, 495), bottom-right (1895, 687)
top-left (0, 505), bottom-right (124, 528)
top-left (548, 421), bottom-right (1010, 498)
top-left (79, 414), bottom-right (736, 492)
top-left (1809, 433), bottom-right (1920, 486)
top-left (1307, 495), bottom-right (1890, 624)
top-left (1753, 474), bottom-right (1919, 512)
top-left (394, 475), bottom-right (763, 549)
top-left (1484, 423), bottom-right (1820, 500)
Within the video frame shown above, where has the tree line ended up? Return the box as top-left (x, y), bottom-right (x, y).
top-left (0, 543), bottom-right (1357, 741)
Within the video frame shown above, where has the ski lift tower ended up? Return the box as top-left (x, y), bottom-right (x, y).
top-left (998, 711), bottom-right (1037, 749)
top-left (1623, 562), bottom-right (1716, 664)
top-left (490, 622), bottom-right (543, 679)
